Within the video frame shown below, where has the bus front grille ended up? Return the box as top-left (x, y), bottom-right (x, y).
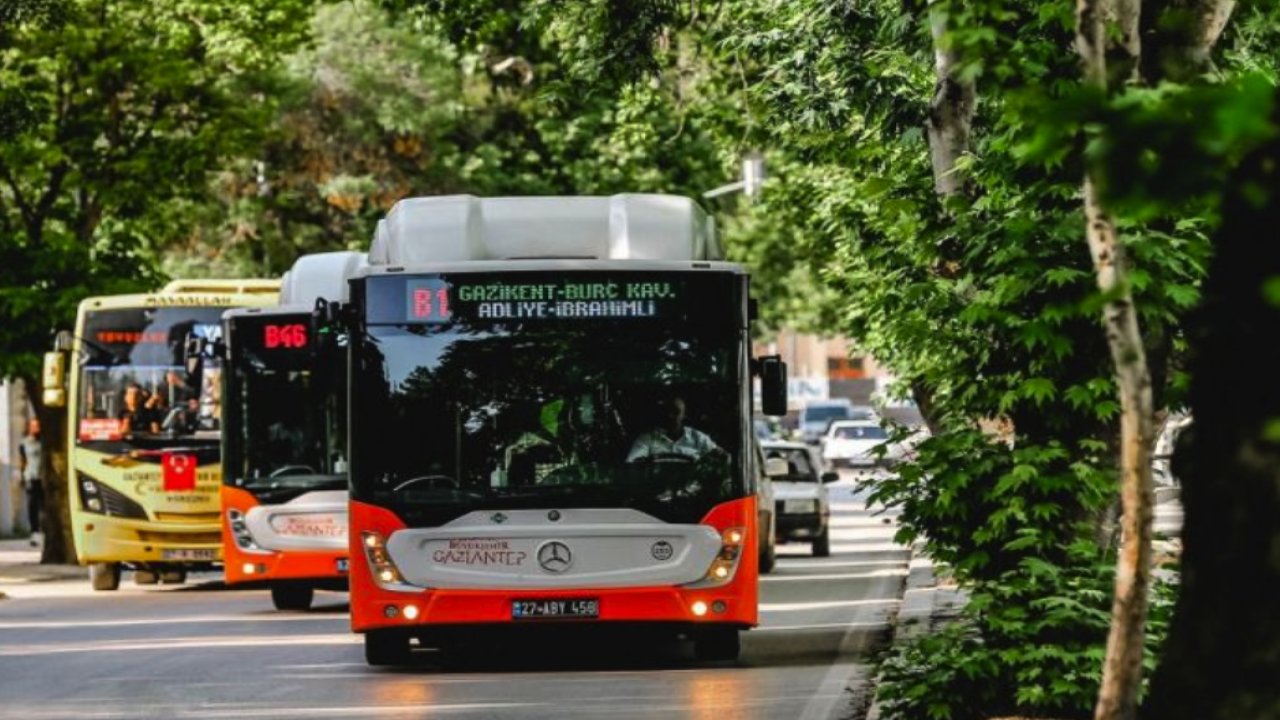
top-left (153, 513), bottom-right (220, 524)
top-left (137, 531), bottom-right (222, 545)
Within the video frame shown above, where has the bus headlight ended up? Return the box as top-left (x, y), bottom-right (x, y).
top-left (227, 509), bottom-right (268, 554)
top-left (76, 474), bottom-right (146, 519)
top-left (362, 532), bottom-right (415, 592)
top-left (687, 526), bottom-right (746, 588)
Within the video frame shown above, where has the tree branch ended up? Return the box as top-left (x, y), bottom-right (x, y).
top-left (0, 161), bottom-right (37, 235)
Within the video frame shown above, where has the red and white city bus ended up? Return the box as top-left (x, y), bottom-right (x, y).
top-left (341, 195), bottom-right (787, 664)
top-left (219, 252), bottom-right (366, 609)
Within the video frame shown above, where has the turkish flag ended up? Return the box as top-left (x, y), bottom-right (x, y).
top-left (162, 453), bottom-right (198, 492)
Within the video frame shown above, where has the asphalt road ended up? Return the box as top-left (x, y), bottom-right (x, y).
top-left (0, 475), bottom-right (909, 720)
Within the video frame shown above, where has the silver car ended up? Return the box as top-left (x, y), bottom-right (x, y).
top-left (762, 441), bottom-right (837, 557)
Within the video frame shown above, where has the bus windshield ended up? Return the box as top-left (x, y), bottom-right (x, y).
top-left (351, 271), bottom-right (747, 526)
top-left (77, 307), bottom-right (226, 449)
top-left (224, 314), bottom-right (347, 499)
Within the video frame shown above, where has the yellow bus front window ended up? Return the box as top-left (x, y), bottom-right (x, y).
top-left (77, 307), bottom-right (226, 446)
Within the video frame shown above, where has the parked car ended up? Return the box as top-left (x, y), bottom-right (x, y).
top-left (798, 399), bottom-right (877, 445)
top-left (762, 441), bottom-right (837, 556)
top-left (821, 420), bottom-right (894, 468)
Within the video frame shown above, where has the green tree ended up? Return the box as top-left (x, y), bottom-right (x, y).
top-left (170, 0), bottom-right (729, 277)
top-left (0, 0), bottom-right (313, 561)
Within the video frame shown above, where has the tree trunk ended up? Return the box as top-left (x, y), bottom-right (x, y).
top-left (910, 379), bottom-right (944, 437)
top-left (925, 4), bottom-right (976, 199)
top-left (1140, 101), bottom-right (1280, 720)
top-left (23, 375), bottom-right (76, 564)
top-left (914, 3), bottom-right (978, 437)
top-left (1141, 0), bottom-right (1236, 83)
top-left (1077, 3), bottom-right (1156, 720)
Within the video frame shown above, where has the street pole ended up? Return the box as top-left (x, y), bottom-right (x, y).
top-left (703, 151), bottom-right (765, 201)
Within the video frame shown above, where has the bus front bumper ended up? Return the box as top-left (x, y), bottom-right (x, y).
top-left (225, 546), bottom-right (349, 586)
top-left (74, 515), bottom-right (222, 566)
top-left (351, 584), bottom-right (756, 634)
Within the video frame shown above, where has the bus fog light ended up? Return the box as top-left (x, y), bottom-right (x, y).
top-left (403, 605), bottom-right (420, 620)
top-left (242, 563), bottom-right (256, 575)
top-left (691, 601), bottom-right (708, 617)
top-left (712, 600), bottom-right (727, 614)
top-left (384, 605), bottom-right (399, 618)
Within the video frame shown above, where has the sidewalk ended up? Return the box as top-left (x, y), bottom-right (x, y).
top-left (863, 540), bottom-right (968, 720)
top-left (0, 537), bottom-right (87, 586)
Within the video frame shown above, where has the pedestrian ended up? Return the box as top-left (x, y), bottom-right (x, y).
top-left (17, 418), bottom-right (43, 547)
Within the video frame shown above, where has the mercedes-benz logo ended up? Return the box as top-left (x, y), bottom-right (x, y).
top-left (537, 541), bottom-right (573, 573)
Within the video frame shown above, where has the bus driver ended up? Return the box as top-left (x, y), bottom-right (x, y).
top-left (626, 395), bottom-right (721, 462)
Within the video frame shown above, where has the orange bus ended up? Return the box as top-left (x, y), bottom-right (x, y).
top-left (219, 252), bottom-right (365, 609)
top-left (341, 195), bottom-right (787, 664)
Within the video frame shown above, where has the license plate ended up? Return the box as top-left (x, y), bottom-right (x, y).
top-left (336, 558), bottom-right (349, 573)
top-left (784, 499), bottom-right (816, 514)
top-left (161, 548), bottom-right (217, 561)
top-left (511, 598), bottom-right (600, 620)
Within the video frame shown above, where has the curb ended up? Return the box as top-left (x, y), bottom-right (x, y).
top-left (865, 539), bottom-right (969, 720)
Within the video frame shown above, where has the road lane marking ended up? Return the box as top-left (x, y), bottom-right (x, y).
top-left (760, 599), bottom-right (900, 612)
top-left (0, 703), bottom-right (539, 720)
top-left (771, 559), bottom-right (905, 570)
top-left (762, 569), bottom-right (908, 583)
top-left (756, 621), bottom-right (892, 632)
top-left (0, 614), bottom-right (346, 630)
top-left (0, 633), bottom-right (359, 656)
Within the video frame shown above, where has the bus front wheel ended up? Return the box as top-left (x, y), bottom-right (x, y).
top-left (365, 630), bottom-right (412, 666)
top-left (89, 562), bottom-right (121, 591)
top-left (271, 584), bottom-right (314, 611)
top-left (694, 627), bottom-right (741, 662)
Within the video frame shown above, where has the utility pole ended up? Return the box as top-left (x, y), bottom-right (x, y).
top-left (703, 151), bottom-right (765, 201)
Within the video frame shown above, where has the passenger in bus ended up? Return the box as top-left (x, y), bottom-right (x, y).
top-left (626, 395), bottom-right (721, 462)
top-left (162, 369), bottom-right (197, 406)
top-left (118, 383), bottom-right (159, 434)
top-left (161, 397), bottom-right (201, 436)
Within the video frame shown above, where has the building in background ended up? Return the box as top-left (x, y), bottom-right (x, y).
top-left (0, 379), bottom-right (32, 537)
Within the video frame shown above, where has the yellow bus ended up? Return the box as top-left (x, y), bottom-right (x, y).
top-left (43, 279), bottom-right (279, 590)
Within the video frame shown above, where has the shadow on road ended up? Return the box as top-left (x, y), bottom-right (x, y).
top-left (360, 622), bottom-right (892, 675)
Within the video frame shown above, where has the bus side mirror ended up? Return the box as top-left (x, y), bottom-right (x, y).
top-left (184, 335), bottom-right (207, 376)
top-left (53, 329), bottom-right (74, 352)
top-left (42, 351), bottom-right (67, 408)
top-left (758, 355), bottom-right (788, 417)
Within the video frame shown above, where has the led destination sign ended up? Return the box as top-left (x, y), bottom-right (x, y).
top-left (233, 314), bottom-right (314, 360)
top-left (405, 278), bottom-right (679, 323)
